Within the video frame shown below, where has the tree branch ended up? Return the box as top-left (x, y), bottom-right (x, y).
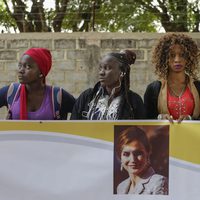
top-left (53, 0), bottom-right (69, 31)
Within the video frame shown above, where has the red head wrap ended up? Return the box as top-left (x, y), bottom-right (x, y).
top-left (24, 48), bottom-right (52, 77)
top-left (19, 48), bottom-right (52, 120)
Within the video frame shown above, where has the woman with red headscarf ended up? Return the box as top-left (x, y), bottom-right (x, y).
top-left (0, 48), bottom-right (75, 120)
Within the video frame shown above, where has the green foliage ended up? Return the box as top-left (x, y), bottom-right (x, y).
top-left (187, 1), bottom-right (200, 31)
top-left (62, 0), bottom-right (158, 32)
top-left (0, 2), bottom-right (17, 32)
top-left (131, 0), bottom-right (200, 32)
top-left (0, 0), bottom-right (199, 32)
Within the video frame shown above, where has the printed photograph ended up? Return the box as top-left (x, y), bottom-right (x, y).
top-left (113, 125), bottom-right (169, 195)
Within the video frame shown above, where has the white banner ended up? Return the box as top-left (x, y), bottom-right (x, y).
top-left (0, 121), bottom-right (199, 200)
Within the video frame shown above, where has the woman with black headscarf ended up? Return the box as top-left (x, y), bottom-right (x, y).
top-left (70, 50), bottom-right (145, 120)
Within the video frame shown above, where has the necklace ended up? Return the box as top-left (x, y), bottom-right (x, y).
top-left (168, 83), bottom-right (187, 118)
top-left (168, 84), bottom-right (186, 98)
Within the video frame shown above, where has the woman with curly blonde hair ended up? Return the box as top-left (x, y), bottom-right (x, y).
top-left (144, 33), bottom-right (200, 123)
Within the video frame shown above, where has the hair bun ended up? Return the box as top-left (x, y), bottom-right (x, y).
top-left (120, 50), bottom-right (136, 65)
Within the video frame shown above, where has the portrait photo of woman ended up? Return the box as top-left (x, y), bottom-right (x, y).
top-left (114, 125), bottom-right (169, 195)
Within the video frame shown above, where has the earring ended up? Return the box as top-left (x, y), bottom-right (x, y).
top-left (120, 72), bottom-right (126, 77)
top-left (120, 163), bottom-right (123, 171)
top-left (147, 157), bottom-right (151, 166)
top-left (39, 74), bottom-right (43, 78)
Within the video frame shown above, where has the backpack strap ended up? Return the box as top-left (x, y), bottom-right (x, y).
top-left (6, 83), bottom-right (21, 119)
top-left (52, 86), bottom-right (62, 120)
top-left (7, 83), bottom-right (21, 110)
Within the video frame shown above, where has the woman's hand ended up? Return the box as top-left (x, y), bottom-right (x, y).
top-left (177, 115), bottom-right (192, 123)
top-left (157, 114), bottom-right (174, 123)
top-left (157, 114), bottom-right (192, 123)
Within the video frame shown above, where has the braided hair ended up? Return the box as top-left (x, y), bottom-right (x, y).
top-left (108, 50), bottom-right (136, 118)
top-left (86, 50), bottom-right (136, 120)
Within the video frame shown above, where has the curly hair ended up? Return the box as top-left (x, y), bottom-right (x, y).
top-left (152, 33), bottom-right (200, 80)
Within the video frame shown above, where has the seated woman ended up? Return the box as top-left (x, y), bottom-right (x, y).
top-left (0, 48), bottom-right (75, 120)
top-left (144, 33), bottom-right (200, 123)
top-left (115, 126), bottom-right (168, 195)
top-left (70, 50), bottom-right (146, 120)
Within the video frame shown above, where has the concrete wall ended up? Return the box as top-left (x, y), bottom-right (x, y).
top-left (0, 32), bottom-right (200, 119)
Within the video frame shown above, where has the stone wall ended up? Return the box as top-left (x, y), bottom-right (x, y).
top-left (0, 32), bottom-right (200, 119)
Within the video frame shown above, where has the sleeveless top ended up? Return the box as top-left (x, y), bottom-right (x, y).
top-left (167, 86), bottom-right (194, 119)
top-left (11, 86), bottom-right (54, 120)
